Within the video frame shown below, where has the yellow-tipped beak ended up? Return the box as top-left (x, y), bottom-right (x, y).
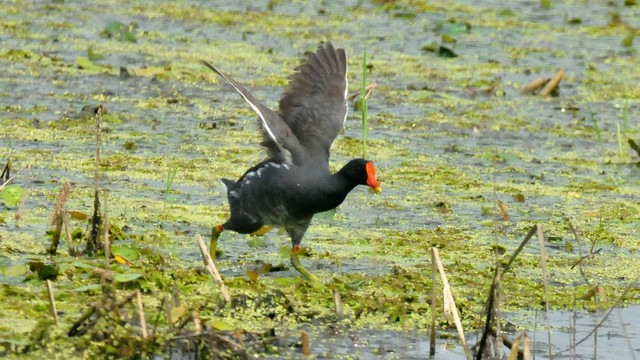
top-left (372, 186), bottom-right (382, 194)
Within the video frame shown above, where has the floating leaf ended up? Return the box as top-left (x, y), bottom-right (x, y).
top-left (582, 285), bottom-right (605, 300)
top-left (170, 306), bottom-right (186, 323)
top-left (1, 184), bottom-right (24, 207)
top-left (4, 264), bottom-right (27, 277)
top-left (442, 21), bottom-right (470, 36)
top-left (274, 277), bottom-right (302, 286)
top-left (565, 241), bottom-right (574, 252)
top-left (100, 21), bottom-right (137, 42)
top-left (441, 33), bottom-right (456, 43)
top-left (622, 32), bottom-right (634, 47)
top-left (114, 272), bottom-right (142, 283)
top-left (122, 31), bottom-right (137, 43)
top-left (124, 141), bottom-right (138, 150)
top-left (77, 57), bottom-right (110, 72)
top-left (114, 255), bottom-right (133, 266)
top-left (102, 114), bottom-right (123, 124)
top-left (481, 206), bottom-right (494, 216)
top-left (390, 11), bottom-right (416, 19)
top-left (28, 261), bottom-right (59, 280)
top-left (248, 237), bottom-right (266, 248)
top-left (513, 193), bottom-right (525, 203)
top-left (279, 245), bottom-right (291, 258)
top-left (438, 46), bottom-right (458, 58)
top-left (111, 244), bottom-right (139, 262)
top-left (246, 270), bottom-right (259, 281)
top-left (103, 21), bottom-right (125, 35)
top-left (131, 66), bottom-right (167, 78)
top-left (68, 210), bottom-right (89, 220)
top-left (257, 263), bottom-right (272, 274)
top-left (71, 260), bottom-right (95, 270)
top-left (494, 153), bottom-right (520, 162)
top-left (422, 42), bottom-right (438, 52)
top-left (87, 47), bottom-right (104, 60)
top-left (409, 90), bottom-right (433, 100)
top-left (211, 319), bottom-right (234, 331)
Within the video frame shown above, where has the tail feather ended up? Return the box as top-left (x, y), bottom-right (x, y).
top-left (221, 178), bottom-right (237, 191)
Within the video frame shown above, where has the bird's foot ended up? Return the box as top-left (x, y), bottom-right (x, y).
top-left (291, 246), bottom-right (321, 284)
top-left (210, 225), bottom-right (223, 259)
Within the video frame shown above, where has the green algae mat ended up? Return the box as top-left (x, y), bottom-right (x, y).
top-left (1, 0), bottom-right (639, 358)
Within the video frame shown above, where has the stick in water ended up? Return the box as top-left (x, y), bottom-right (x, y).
top-left (136, 290), bottom-right (148, 339)
top-left (46, 280), bottom-right (58, 324)
top-left (432, 247), bottom-right (471, 360)
top-left (196, 234), bottom-right (230, 302)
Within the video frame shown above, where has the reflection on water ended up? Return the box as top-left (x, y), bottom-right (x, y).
top-left (276, 306), bottom-right (639, 359)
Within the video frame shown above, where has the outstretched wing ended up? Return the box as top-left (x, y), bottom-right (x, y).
top-left (200, 60), bottom-right (302, 164)
top-left (278, 42), bottom-right (348, 164)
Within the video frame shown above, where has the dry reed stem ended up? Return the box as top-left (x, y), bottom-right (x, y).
top-left (0, 162), bottom-right (9, 182)
top-left (61, 211), bottom-right (76, 255)
top-left (164, 295), bottom-right (173, 330)
top-left (523, 331), bottom-right (531, 360)
top-left (172, 282), bottom-right (181, 307)
top-left (507, 332), bottom-right (522, 360)
top-left (536, 224), bottom-right (553, 359)
top-left (193, 311), bottom-right (202, 335)
top-left (333, 289), bottom-right (342, 316)
top-left (539, 69), bottom-right (564, 97)
top-left (496, 200), bottom-right (511, 221)
top-left (49, 182), bottom-right (71, 226)
top-left (301, 330), bottom-right (310, 356)
top-left (196, 234), bottom-right (231, 302)
top-left (520, 77), bottom-right (550, 94)
top-left (493, 260), bottom-right (503, 358)
top-left (347, 83), bottom-right (377, 101)
top-left (103, 190), bottom-right (110, 270)
top-left (86, 106), bottom-right (103, 255)
top-left (477, 225), bottom-right (537, 359)
top-left (432, 247), bottom-right (471, 360)
top-left (46, 280), bottom-right (58, 324)
top-left (94, 106), bottom-right (102, 187)
top-left (136, 290), bottom-right (148, 339)
top-left (15, 165), bottom-right (30, 222)
top-left (49, 216), bottom-right (63, 255)
top-left (503, 225), bottom-right (537, 275)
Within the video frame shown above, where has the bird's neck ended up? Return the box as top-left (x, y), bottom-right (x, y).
top-left (316, 166), bottom-right (359, 211)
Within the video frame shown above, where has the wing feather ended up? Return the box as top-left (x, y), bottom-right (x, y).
top-left (278, 42), bottom-right (348, 164)
top-left (201, 60), bottom-right (302, 164)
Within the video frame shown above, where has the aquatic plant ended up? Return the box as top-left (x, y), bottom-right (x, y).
top-left (361, 43), bottom-right (368, 159)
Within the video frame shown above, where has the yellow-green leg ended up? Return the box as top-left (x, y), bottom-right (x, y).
top-left (210, 225), bottom-right (223, 259)
top-left (291, 246), bottom-right (320, 283)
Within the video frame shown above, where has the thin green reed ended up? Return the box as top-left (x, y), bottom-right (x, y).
top-left (361, 43), bottom-right (368, 159)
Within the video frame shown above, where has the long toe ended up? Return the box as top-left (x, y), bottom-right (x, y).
top-left (291, 252), bottom-right (321, 284)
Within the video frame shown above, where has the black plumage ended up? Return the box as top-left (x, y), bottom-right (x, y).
top-left (201, 42), bottom-right (381, 282)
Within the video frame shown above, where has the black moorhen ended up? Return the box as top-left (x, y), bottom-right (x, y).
top-left (201, 42), bottom-right (381, 282)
